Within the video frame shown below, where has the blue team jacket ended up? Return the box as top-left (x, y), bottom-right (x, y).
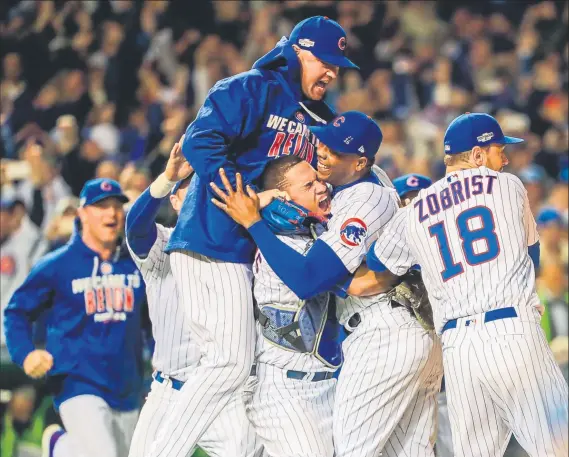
top-left (166, 37), bottom-right (336, 263)
top-left (4, 226), bottom-right (146, 411)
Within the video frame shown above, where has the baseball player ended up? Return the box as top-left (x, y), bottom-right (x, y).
top-left (368, 113), bottom-right (569, 457)
top-left (148, 16), bottom-right (358, 457)
top-left (4, 178), bottom-right (147, 457)
top-left (211, 111), bottom-right (443, 456)
top-left (124, 139), bottom-right (261, 457)
top-left (234, 155), bottom-right (338, 457)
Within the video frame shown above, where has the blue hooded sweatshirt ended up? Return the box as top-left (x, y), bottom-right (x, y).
top-left (4, 223), bottom-right (146, 411)
top-left (166, 37), bottom-right (336, 263)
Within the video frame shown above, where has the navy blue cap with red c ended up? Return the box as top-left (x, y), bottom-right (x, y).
top-left (289, 16), bottom-right (358, 69)
top-left (79, 178), bottom-right (128, 207)
top-left (443, 113), bottom-right (524, 155)
top-left (309, 111), bottom-right (383, 160)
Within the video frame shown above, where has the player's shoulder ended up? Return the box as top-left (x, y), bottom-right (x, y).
top-left (337, 180), bottom-right (393, 203)
top-left (495, 170), bottom-right (524, 187)
top-left (212, 69), bottom-right (275, 95)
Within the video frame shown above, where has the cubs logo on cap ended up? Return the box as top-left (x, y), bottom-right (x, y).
top-left (340, 218), bottom-right (367, 247)
top-left (393, 174), bottom-right (432, 198)
top-left (289, 16), bottom-right (358, 69)
top-left (79, 178), bottom-right (129, 207)
top-left (101, 181), bottom-right (113, 191)
top-left (333, 116), bottom-right (345, 127)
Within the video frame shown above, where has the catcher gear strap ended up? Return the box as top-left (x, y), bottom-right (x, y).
top-left (261, 197), bottom-right (328, 236)
top-left (256, 294), bottom-right (342, 369)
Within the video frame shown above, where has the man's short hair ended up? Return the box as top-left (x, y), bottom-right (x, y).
top-left (260, 155), bottom-right (304, 191)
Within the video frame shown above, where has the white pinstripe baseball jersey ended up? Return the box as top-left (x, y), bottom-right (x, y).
top-left (253, 227), bottom-right (334, 373)
top-left (126, 225), bottom-right (199, 380)
top-left (319, 180), bottom-right (399, 324)
top-left (371, 166), bottom-right (541, 333)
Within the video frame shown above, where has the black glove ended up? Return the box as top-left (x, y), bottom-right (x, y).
top-left (392, 270), bottom-right (434, 331)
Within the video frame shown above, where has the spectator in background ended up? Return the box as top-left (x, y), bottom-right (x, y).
top-left (0, 197), bottom-right (46, 350)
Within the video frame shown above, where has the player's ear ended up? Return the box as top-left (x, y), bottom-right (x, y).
top-left (292, 44), bottom-right (301, 56)
top-left (77, 207), bottom-right (88, 226)
top-left (169, 194), bottom-right (179, 212)
top-left (355, 157), bottom-right (368, 171)
top-left (471, 147), bottom-right (485, 166)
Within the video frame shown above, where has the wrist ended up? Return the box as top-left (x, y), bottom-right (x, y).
top-left (150, 173), bottom-right (177, 198)
top-left (244, 214), bottom-right (262, 229)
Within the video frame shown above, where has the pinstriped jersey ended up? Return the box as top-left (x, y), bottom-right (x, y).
top-left (319, 178), bottom-right (399, 324)
top-left (253, 227), bottom-right (335, 372)
top-left (126, 225), bottom-right (200, 381)
top-left (371, 167), bottom-right (540, 334)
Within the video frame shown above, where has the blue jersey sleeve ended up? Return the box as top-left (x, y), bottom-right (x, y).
top-left (4, 259), bottom-right (55, 366)
top-left (184, 74), bottom-right (265, 192)
top-left (125, 188), bottom-right (164, 258)
top-left (248, 220), bottom-right (350, 299)
top-left (528, 241), bottom-right (540, 272)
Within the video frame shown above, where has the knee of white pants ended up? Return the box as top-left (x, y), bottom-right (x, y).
top-left (58, 395), bottom-right (119, 457)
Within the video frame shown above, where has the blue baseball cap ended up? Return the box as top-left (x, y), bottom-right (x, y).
top-left (289, 16), bottom-right (358, 69)
top-left (309, 111), bottom-right (382, 159)
top-left (79, 178), bottom-right (128, 207)
top-left (443, 113), bottom-right (524, 155)
top-left (0, 197), bottom-right (17, 211)
top-left (537, 207), bottom-right (564, 227)
top-left (518, 165), bottom-right (546, 185)
top-left (393, 174), bottom-right (432, 198)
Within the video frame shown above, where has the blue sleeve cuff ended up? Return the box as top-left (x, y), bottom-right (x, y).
top-left (366, 241), bottom-right (388, 273)
top-left (528, 241), bottom-right (540, 271)
top-left (248, 220), bottom-right (350, 299)
top-left (331, 273), bottom-right (354, 299)
top-left (125, 188), bottom-right (164, 258)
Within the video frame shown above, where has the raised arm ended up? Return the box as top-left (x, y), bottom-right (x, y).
top-left (125, 139), bottom-right (192, 258)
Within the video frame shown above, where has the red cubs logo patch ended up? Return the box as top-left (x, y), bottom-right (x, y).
top-left (101, 181), bottom-right (112, 191)
top-left (0, 255), bottom-right (16, 276)
top-left (295, 111), bottom-right (305, 123)
top-left (333, 116), bottom-right (345, 127)
top-left (100, 262), bottom-right (113, 275)
top-left (338, 36), bottom-right (346, 51)
top-left (340, 218), bottom-right (367, 247)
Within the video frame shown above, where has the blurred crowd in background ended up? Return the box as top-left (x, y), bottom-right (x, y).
top-left (0, 1), bottom-right (567, 456)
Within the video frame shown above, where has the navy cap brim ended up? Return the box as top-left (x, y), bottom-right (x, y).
top-left (312, 51), bottom-right (359, 69)
top-left (309, 124), bottom-right (358, 154)
top-left (86, 193), bottom-right (129, 207)
top-left (499, 136), bottom-right (524, 145)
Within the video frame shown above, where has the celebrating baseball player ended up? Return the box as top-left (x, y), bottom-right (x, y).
top-left (147, 16), bottom-right (358, 457)
top-left (4, 178), bottom-right (147, 457)
top-left (368, 113), bottom-right (569, 457)
top-left (211, 111), bottom-right (443, 456)
top-left (124, 139), bottom-right (261, 457)
top-left (228, 155), bottom-right (338, 457)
